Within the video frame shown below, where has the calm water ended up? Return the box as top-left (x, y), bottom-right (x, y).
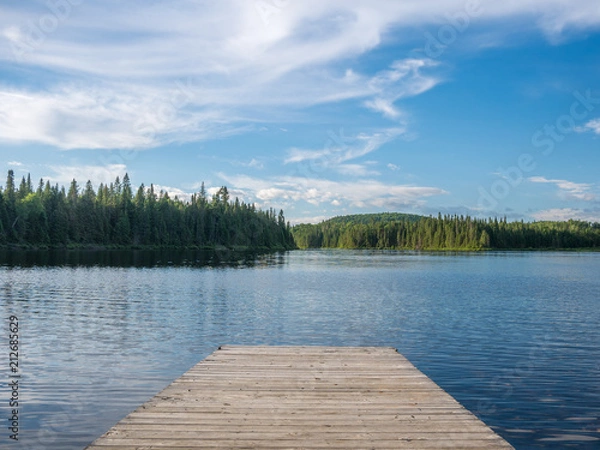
top-left (0, 250), bottom-right (599, 449)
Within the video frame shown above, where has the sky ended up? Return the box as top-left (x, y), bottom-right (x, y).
top-left (0, 0), bottom-right (599, 224)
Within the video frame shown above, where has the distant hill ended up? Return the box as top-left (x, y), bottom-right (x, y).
top-left (319, 212), bottom-right (424, 226)
top-left (291, 212), bottom-right (600, 250)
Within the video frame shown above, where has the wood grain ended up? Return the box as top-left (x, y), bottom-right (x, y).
top-left (86, 345), bottom-right (514, 449)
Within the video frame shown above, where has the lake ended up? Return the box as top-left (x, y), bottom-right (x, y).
top-left (1, 249), bottom-right (599, 449)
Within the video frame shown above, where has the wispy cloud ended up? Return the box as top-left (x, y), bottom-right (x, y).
top-left (285, 148), bottom-right (331, 164)
top-left (284, 128), bottom-right (404, 176)
top-left (529, 176), bottom-right (596, 201)
top-left (153, 185), bottom-right (194, 202)
top-left (2, 1), bottom-right (599, 150)
top-left (576, 118), bottom-right (600, 135)
top-left (223, 157), bottom-right (266, 170)
top-left (217, 172), bottom-right (447, 212)
top-left (531, 208), bottom-right (600, 223)
top-left (365, 59), bottom-right (439, 120)
top-left (0, 85), bottom-right (247, 150)
top-left (288, 215), bottom-right (332, 225)
top-left (45, 164), bottom-right (128, 187)
top-left (246, 158), bottom-right (264, 169)
top-left (0, 60), bottom-right (427, 150)
top-left (336, 164), bottom-right (380, 177)
top-left (364, 98), bottom-right (401, 120)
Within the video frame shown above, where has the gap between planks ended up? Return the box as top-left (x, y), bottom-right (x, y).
top-left (85, 345), bottom-right (514, 450)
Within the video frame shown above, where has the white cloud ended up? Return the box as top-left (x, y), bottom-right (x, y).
top-left (387, 163), bottom-right (400, 171)
top-left (289, 215), bottom-right (331, 225)
top-left (247, 158), bottom-right (264, 169)
top-left (2, 26), bottom-right (21, 44)
top-left (576, 118), bottom-right (600, 134)
top-left (531, 1), bottom-right (600, 38)
top-left (2, 1), bottom-right (597, 149)
top-left (531, 208), bottom-right (600, 223)
top-left (365, 59), bottom-right (439, 120)
top-left (153, 185), bottom-right (193, 202)
top-left (226, 158), bottom-right (266, 169)
top-left (284, 128), bottom-right (403, 176)
top-left (4, 1), bottom-right (597, 76)
top-left (7, 161), bottom-right (23, 166)
top-left (45, 164), bottom-right (128, 187)
top-left (218, 172), bottom-right (447, 210)
top-left (336, 164), bottom-right (380, 177)
top-left (0, 60), bottom-right (426, 149)
top-left (285, 148), bottom-right (332, 164)
top-left (364, 98), bottom-right (401, 119)
top-left (256, 187), bottom-right (294, 202)
top-left (529, 176), bottom-right (596, 201)
top-left (0, 86), bottom-right (246, 150)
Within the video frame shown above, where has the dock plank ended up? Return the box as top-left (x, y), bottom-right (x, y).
top-left (86, 346), bottom-right (514, 449)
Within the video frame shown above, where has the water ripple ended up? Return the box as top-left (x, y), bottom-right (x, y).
top-left (0, 250), bottom-right (598, 449)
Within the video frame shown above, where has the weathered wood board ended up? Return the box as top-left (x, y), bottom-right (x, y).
top-left (86, 345), bottom-right (514, 449)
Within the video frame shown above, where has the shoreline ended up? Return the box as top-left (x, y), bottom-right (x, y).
top-left (292, 246), bottom-right (600, 252)
top-left (1, 244), bottom-right (597, 253)
top-left (0, 244), bottom-right (295, 252)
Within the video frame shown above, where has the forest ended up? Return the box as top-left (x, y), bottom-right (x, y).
top-left (3, 169), bottom-right (599, 252)
top-left (0, 170), bottom-right (295, 250)
top-left (292, 213), bottom-right (600, 250)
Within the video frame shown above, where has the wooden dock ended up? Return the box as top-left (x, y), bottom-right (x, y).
top-left (86, 345), bottom-right (514, 449)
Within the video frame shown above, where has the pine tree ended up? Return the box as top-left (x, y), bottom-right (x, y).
top-left (5, 170), bottom-right (15, 204)
top-left (0, 170), bottom-right (302, 250)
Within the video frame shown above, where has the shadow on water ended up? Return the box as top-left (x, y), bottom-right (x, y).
top-left (0, 247), bottom-right (289, 268)
top-left (0, 250), bottom-right (598, 449)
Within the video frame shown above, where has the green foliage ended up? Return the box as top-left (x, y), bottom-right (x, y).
top-left (15, 193), bottom-right (49, 244)
top-left (0, 172), bottom-right (295, 250)
top-left (292, 214), bottom-right (600, 251)
top-left (325, 212), bottom-right (424, 225)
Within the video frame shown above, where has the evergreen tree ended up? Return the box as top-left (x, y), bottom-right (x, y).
top-left (0, 171), bottom-right (293, 250)
top-left (292, 214), bottom-right (600, 251)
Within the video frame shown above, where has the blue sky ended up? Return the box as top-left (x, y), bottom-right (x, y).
top-left (1, 0), bottom-right (599, 223)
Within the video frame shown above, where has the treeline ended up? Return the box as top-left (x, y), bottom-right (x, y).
top-left (325, 212), bottom-right (423, 225)
top-left (292, 214), bottom-right (600, 250)
top-left (0, 170), bottom-right (295, 250)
